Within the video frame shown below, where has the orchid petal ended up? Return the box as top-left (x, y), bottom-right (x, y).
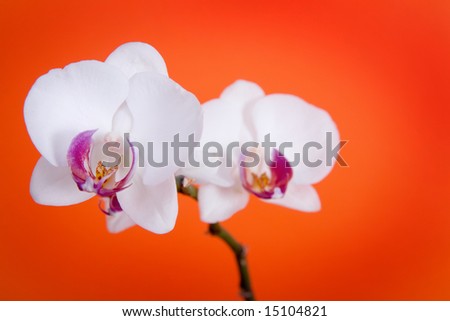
top-left (264, 184), bottom-right (321, 212)
top-left (24, 60), bottom-right (128, 166)
top-left (220, 79), bottom-right (265, 105)
top-left (200, 99), bottom-right (242, 149)
top-left (247, 94), bottom-right (339, 185)
top-left (201, 80), bottom-right (264, 147)
top-left (112, 143), bottom-right (137, 191)
top-left (190, 99), bottom-right (247, 187)
top-left (127, 72), bottom-right (202, 186)
top-left (190, 99), bottom-right (243, 187)
top-left (194, 81), bottom-right (265, 186)
top-left (198, 183), bottom-right (249, 223)
top-left (105, 42), bottom-right (168, 78)
top-left (106, 211), bottom-right (136, 233)
top-left (111, 103), bottom-right (133, 135)
top-left (177, 162), bottom-right (235, 187)
top-left (30, 157), bottom-right (94, 206)
top-left (117, 175), bottom-right (178, 234)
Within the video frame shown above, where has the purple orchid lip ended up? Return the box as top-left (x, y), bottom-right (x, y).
top-left (99, 194), bottom-right (123, 215)
top-left (240, 148), bottom-right (293, 199)
top-left (67, 129), bottom-right (136, 215)
top-left (67, 129), bottom-right (97, 187)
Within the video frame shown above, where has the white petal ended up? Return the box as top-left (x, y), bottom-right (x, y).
top-left (200, 99), bottom-right (243, 148)
top-left (106, 212), bottom-right (136, 233)
top-left (30, 157), bottom-right (94, 206)
top-left (247, 94), bottom-right (339, 185)
top-left (177, 163), bottom-right (235, 187)
top-left (197, 81), bottom-right (265, 180)
top-left (117, 176), bottom-right (178, 234)
top-left (264, 184), bottom-right (321, 212)
top-left (202, 80), bottom-right (264, 146)
top-left (105, 42), bottom-right (168, 78)
top-left (24, 60), bottom-right (128, 166)
top-left (198, 183), bottom-right (249, 223)
top-left (111, 102), bottom-right (133, 135)
top-left (127, 72), bottom-right (203, 186)
top-left (202, 80), bottom-right (264, 145)
top-left (195, 99), bottom-right (248, 188)
top-left (220, 80), bottom-right (265, 105)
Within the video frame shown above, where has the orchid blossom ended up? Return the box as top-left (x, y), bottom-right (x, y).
top-left (196, 80), bottom-right (339, 223)
top-left (24, 42), bottom-right (203, 234)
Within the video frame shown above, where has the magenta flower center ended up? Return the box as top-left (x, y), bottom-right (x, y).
top-left (67, 130), bottom-right (135, 215)
top-left (240, 149), bottom-right (293, 199)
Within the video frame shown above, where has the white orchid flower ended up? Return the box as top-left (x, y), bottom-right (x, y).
top-left (24, 42), bottom-right (202, 234)
top-left (197, 80), bottom-right (339, 223)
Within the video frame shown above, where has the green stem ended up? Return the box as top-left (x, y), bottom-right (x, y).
top-left (175, 176), bottom-right (198, 200)
top-left (209, 223), bottom-right (255, 300)
top-left (176, 176), bottom-right (255, 301)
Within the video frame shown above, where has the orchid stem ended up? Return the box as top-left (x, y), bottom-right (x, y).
top-left (208, 223), bottom-right (255, 301)
top-left (175, 175), bottom-right (198, 200)
top-left (175, 176), bottom-right (255, 301)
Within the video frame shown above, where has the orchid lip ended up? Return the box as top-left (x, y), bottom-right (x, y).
top-left (99, 194), bottom-right (123, 215)
top-left (240, 149), bottom-right (293, 199)
top-left (67, 129), bottom-right (136, 215)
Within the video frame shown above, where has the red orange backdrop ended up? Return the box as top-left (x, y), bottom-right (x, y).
top-left (0, 0), bottom-right (449, 300)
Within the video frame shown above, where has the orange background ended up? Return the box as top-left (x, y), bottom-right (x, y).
top-left (0, 0), bottom-right (449, 300)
